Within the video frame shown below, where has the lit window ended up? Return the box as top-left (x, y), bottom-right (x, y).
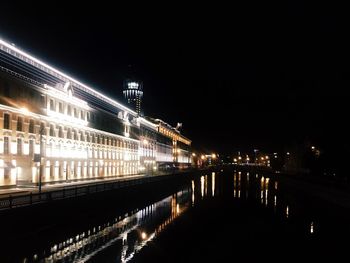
top-left (4, 137), bottom-right (10, 154)
top-left (67, 128), bottom-right (72, 139)
top-left (50, 99), bottom-right (55, 111)
top-left (74, 108), bottom-right (78, 118)
top-left (17, 116), bottom-right (23, 131)
top-left (29, 139), bottom-right (34, 157)
top-left (59, 126), bottom-right (64, 138)
top-left (3, 113), bottom-right (10, 130)
top-left (29, 119), bottom-right (35, 133)
top-left (68, 105), bottom-right (72, 116)
top-left (17, 138), bottom-right (23, 155)
top-left (59, 102), bottom-right (63, 113)
top-left (50, 124), bottom-right (55, 137)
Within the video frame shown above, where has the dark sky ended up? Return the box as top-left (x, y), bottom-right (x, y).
top-left (1, 2), bottom-right (349, 154)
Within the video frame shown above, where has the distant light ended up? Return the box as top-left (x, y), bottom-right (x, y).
top-left (233, 158), bottom-right (237, 162)
top-left (261, 157), bottom-right (264, 160)
top-left (211, 154), bottom-right (216, 159)
top-left (310, 222), bottom-right (314, 234)
top-left (286, 152), bottom-right (290, 155)
top-left (238, 156), bottom-right (242, 160)
top-left (192, 153), bottom-right (196, 157)
top-left (141, 232), bottom-right (147, 240)
top-left (311, 146), bottom-right (315, 150)
top-left (201, 155), bottom-right (205, 160)
top-left (265, 155), bottom-right (269, 159)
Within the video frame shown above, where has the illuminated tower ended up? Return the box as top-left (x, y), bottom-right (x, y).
top-left (123, 80), bottom-right (143, 115)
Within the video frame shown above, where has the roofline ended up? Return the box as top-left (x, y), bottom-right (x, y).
top-left (0, 38), bottom-right (137, 115)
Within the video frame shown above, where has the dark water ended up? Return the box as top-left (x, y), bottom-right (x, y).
top-left (2, 169), bottom-right (350, 262)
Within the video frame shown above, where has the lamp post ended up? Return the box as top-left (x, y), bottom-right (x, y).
top-left (38, 124), bottom-right (45, 193)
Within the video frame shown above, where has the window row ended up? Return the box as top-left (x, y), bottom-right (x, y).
top-left (48, 98), bottom-right (92, 121)
top-left (3, 113), bottom-right (138, 149)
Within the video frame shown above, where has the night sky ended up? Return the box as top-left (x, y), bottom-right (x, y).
top-left (1, 2), bottom-right (349, 155)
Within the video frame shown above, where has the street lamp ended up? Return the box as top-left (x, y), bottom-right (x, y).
top-left (38, 124), bottom-right (45, 193)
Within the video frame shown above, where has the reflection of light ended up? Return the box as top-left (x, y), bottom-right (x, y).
top-left (286, 206), bottom-right (289, 218)
top-left (212, 172), bottom-right (215, 197)
top-left (191, 180), bottom-right (195, 206)
top-left (201, 176), bottom-right (204, 198)
top-left (141, 232), bottom-right (147, 240)
top-left (176, 204), bottom-right (179, 214)
top-left (310, 222), bottom-right (314, 234)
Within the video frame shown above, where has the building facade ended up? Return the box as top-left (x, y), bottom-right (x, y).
top-left (0, 39), bottom-right (191, 187)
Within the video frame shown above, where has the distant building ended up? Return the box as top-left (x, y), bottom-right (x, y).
top-left (123, 80), bottom-right (143, 115)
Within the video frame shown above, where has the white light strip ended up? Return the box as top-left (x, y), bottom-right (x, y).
top-left (0, 39), bottom-right (137, 115)
top-left (139, 117), bottom-right (158, 130)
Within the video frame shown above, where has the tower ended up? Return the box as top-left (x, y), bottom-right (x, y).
top-left (123, 79), bottom-right (143, 115)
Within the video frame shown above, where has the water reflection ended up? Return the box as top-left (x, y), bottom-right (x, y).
top-left (12, 170), bottom-right (331, 262)
top-left (212, 172), bottom-right (215, 197)
top-left (22, 189), bottom-right (190, 263)
top-left (191, 180), bottom-right (195, 206)
top-left (201, 176), bottom-right (204, 198)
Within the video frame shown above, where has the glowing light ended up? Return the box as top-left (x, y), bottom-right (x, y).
top-left (311, 146), bottom-right (315, 150)
top-left (201, 176), bottom-right (204, 198)
top-left (20, 107), bottom-right (29, 114)
top-left (201, 155), bottom-right (205, 160)
top-left (265, 155), bottom-right (269, 159)
top-left (143, 139), bottom-right (148, 145)
top-left (192, 153), bottom-right (196, 156)
top-left (211, 153), bottom-right (216, 159)
top-left (141, 232), bottom-right (147, 240)
top-left (233, 158), bottom-right (237, 162)
top-left (310, 222), bottom-right (314, 234)
top-left (286, 152), bottom-right (290, 155)
top-left (261, 157), bottom-right (264, 160)
top-left (238, 156), bottom-right (242, 160)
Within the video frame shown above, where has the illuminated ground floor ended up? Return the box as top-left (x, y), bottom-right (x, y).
top-left (0, 156), bottom-right (139, 187)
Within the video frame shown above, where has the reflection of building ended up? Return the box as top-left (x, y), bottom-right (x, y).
top-left (0, 39), bottom-right (191, 187)
top-left (123, 80), bottom-right (143, 116)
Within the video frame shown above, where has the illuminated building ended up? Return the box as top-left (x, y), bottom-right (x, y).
top-left (152, 119), bottom-right (191, 167)
top-left (123, 80), bottom-right (143, 115)
top-left (0, 38), bottom-right (191, 187)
